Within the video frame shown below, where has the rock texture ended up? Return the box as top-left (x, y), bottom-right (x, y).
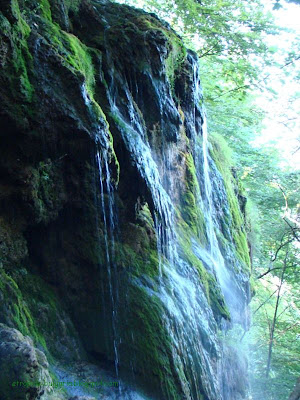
top-left (0, 1), bottom-right (251, 399)
top-left (0, 323), bottom-right (52, 400)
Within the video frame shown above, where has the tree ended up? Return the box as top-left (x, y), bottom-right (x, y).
top-left (242, 154), bottom-right (300, 400)
top-left (265, 247), bottom-right (288, 378)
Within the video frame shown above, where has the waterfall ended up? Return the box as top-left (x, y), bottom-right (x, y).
top-left (88, 23), bottom-right (249, 399)
top-left (0, 1), bottom-right (252, 399)
top-left (81, 83), bottom-right (122, 384)
top-left (96, 147), bottom-right (120, 378)
top-left (188, 59), bottom-right (249, 327)
top-left (201, 113), bottom-right (239, 320)
top-left (97, 57), bottom-right (224, 399)
top-left (200, 112), bottom-right (250, 400)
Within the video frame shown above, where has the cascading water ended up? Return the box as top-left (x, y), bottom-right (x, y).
top-left (200, 113), bottom-right (244, 322)
top-left (92, 41), bottom-right (249, 397)
top-left (81, 83), bottom-right (122, 385)
top-left (189, 62), bottom-right (250, 327)
top-left (79, 7), bottom-right (250, 398)
top-left (96, 53), bottom-right (224, 400)
top-left (199, 111), bottom-right (250, 400)
top-left (0, 1), bottom-right (252, 400)
top-left (96, 147), bottom-right (120, 378)
top-left (87, 33), bottom-right (248, 400)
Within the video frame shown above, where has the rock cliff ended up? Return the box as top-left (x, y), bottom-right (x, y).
top-left (0, 1), bottom-right (251, 399)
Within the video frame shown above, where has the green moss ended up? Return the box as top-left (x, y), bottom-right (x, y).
top-left (209, 133), bottom-right (251, 271)
top-left (0, 266), bottom-right (82, 362)
top-left (1, 2), bottom-right (119, 184)
top-left (129, 12), bottom-right (165, 31)
top-left (63, 32), bottom-right (95, 95)
top-left (40, 21), bottom-right (95, 95)
top-left (177, 218), bottom-right (230, 321)
top-left (128, 11), bottom-right (187, 91)
top-left (57, 31), bottom-right (119, 183)
top-left (123, 285), bottom-right (182, 399)
top-left (178, 225), bottom-right (208, 289)
top-left (34, 0), bottom-right (53, 21)
top-left (0, 269), bottom-right (47, 351)
top-left (46, 28), bottom-right (120, 178)
top-left (207, 274), bottom-right (230, 320)
top-left (115, 215), bottom-right (160, 279)
top-left (26, 159), bottom-right (65, 224)
top-left (1, 0), bottom-right (34, 103)
top-left (34, 16), bottom-right (105, 119)
top-left (182, 190), bottom-right (200, 231)
top-left (180, 153), bottom-right (207, 243)
top-left (165, 35), bottom-right (187, 92)
top-left (16, 273), bottom-right (66, 357)
top-left (185, 153), bottom-right (198, 192)
top-left (137, 202), bottom-right (155, 230)
top-left (233, 230), bottom-right (251, 267)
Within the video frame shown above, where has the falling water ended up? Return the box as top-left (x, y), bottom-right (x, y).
top-left (188, 56), bottom-right (249, 327)
top-left (99, 61), bottom-right (225, 399)
top-left (96, 147), bottom-right (120, 379)
top-left (84, 26), bottom-right (250, 396)
top-left (81, 83), bottom-right (121, 381)
top-left (201, 113), bottom-right (239, 318)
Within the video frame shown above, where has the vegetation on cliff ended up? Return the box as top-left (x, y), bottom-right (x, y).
top-left (114, 0), bottom-right (299, 399)
top-left (0, 0), bottom-right (298, 399)
top-left (0, 1), bottom-right (253, 399)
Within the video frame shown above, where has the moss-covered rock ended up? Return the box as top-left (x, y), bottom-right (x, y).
top-left (180, 152), bottom-right (207, 241)
top-left (0, 323), bottom-right (52, 400)
top-left (209, 133), bottom-right (251, 272)
top-left (0, 1), bottom-right (251, 399)
top-left (0, 217), bottom-right (27, 267)
top-left (0, 267), bottom-right (85, 361)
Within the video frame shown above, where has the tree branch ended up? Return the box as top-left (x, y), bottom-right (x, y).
top-left (283, 217), bottom-right (300, 241)
top-left (253, 289), bottom-right (278, 314)
top-left (257, 263), bottom-right (297, 279)
top-left (266, 249), bottom-right (288, 377)
top-left (212, 84), bottom-right (250, 100)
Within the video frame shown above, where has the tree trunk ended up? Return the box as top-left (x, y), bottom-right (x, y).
top-left (265, 251), bottom-right (288, 377)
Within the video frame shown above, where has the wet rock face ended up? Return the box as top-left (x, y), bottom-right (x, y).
top-left (0, 1), bottom-right (251, 399)
top-left (0, 324), bottom-right (52, 400)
